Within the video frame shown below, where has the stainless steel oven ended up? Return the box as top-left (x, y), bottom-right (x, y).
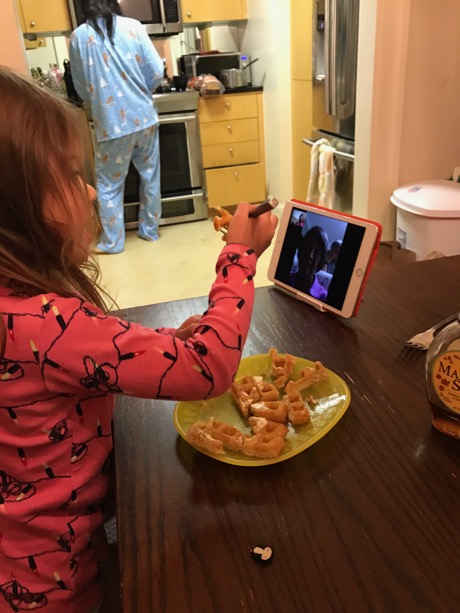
top-left (123, 90), bottom-right (207, 227)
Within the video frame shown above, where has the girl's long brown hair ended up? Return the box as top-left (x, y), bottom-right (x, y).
top-left (0, 66), bottom-right (112, 357)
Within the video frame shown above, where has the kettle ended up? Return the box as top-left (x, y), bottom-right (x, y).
top-left (156, 58), bottom-right (172, 93)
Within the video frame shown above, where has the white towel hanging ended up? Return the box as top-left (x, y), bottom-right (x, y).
top-left (307, 138), bottom-right (335, 209)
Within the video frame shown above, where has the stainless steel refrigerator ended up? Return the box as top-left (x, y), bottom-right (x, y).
top-left (304, 0), bottom-right (360, 212)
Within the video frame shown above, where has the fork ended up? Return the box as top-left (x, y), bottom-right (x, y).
top-left (405, 312), bottom-right (459, 350)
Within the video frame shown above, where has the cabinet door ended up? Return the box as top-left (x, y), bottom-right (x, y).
top-left (200, 118), bottom-right (259, 147)
top-left (202, 141), bottom-right (260, 168)
top-left (205, 163), bottom-right (266, 207)
top-left (198, 94), bottom-right (258, 123)
top-left (181, 0), bottom-right (247, 23)
top-left (19, 0), bottom-right (71, 34)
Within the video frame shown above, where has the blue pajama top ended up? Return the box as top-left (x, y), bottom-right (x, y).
top-left (69, 16), bottom-right (163, 142)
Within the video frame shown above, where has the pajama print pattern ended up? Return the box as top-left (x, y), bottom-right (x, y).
top-left (69, 16), bottom-right (164, 253)
top-left (0, 245), bottom-right (257, 611)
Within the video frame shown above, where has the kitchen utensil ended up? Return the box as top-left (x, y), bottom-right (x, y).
top-left (241, 57), bottom-right (259, 72)
top-left (219, 68), bottom-right (246, 89)
top-left (405, 312), bottom-right (459, 350)
top-left (172, 74), bottom-right (188, 91)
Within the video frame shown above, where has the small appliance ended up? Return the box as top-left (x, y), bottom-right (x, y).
top-left (178, 53), bottom-right (252, 84)
top-left (68, 0), bottom-right (182, 36)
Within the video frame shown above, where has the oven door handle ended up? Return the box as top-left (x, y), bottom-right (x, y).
top-left (161, 191), bottom-right (205, 203)
top-left (159, 114), bottom-right (197, 125)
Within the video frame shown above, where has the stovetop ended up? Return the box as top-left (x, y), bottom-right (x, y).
top-left (153, 90), bottom-right (199, 114)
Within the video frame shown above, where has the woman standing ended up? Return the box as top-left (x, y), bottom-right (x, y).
top-left (69, 0), bottom-right (164, 254)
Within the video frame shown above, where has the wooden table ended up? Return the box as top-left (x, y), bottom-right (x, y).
top-left (113, 256), bottom-right (460, 613)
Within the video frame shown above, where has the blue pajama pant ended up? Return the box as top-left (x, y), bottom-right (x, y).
top-left (94, 125), bottom-right (161, 253)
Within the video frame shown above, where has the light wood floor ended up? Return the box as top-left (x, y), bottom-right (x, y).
top-left (96, 216), bottom-right (277, 310)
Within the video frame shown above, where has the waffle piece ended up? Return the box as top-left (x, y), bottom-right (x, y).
top-left (186, 422), bottom-right (225, 455)
top-left (250, 400), bottom-right (288, 423)
top-left (269, 348), bottom-right (297, 389)
top-left (230, 375), bottom-right (263, 417)
top-left (203, 418), bottom-right (244, 452)
top-left (255, 380), bottom-right (279, 402)
top-left (242, 433), bottom-right (286, 459)
top-left (248, 416), bottom-right (288, 439)
top-left (283, 382), bottom-right (311, 425)
top-left (291, 361), bottom-right (328, 391)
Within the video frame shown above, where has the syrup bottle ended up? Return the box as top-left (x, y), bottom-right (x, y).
top-left (426, 314), bottom-right (460, 439)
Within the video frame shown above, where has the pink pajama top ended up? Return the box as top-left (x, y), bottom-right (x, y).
top-left (0, 244), bottom-right (257, 612)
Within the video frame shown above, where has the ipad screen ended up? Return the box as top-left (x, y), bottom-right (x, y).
top-left (273, 207), bottom-right (365, 310)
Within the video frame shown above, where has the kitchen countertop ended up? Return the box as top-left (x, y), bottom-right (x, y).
top-left (221, 85), bottom-right (263, 94)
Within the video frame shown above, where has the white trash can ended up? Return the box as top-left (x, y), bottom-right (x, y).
top-left (390, 179), bottom-right (460, 260)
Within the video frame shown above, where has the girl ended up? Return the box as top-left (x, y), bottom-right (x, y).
top-left (0, 68), bottom-right (277, 612)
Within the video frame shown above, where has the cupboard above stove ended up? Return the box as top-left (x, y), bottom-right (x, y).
top-left (181, 0), bottom-right (247, 24)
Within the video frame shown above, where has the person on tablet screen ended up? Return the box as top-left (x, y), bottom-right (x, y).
top-left (294, 226), bottom-right (328, 300)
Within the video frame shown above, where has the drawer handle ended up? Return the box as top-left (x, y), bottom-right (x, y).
top-left (228, 148), bottom-right (234, 154)
top-left (234, 172), bottom-right (239, 178)
top-left (186, 11), bottom-right (191, 17)
top-left (225, 102), bottom-right (231, 109)
top-left (30, 21), bottom-right (36, 28)
top-left (227, 125), bottom-right (232, 132)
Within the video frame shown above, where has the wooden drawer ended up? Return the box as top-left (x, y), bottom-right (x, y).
top-left (205, 163), bottom-right (266, 207)
top-left (198, 94), bottom-right (258, 123)
top-left (202, 141), bottom-right (260, 168)
top-left (200, 118), bottom-right (258, 146)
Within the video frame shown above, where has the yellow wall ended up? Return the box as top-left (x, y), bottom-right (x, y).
top-left (290, 0), bottom-right (313, 201)
top-left (0, 0), bottom-right (27, 73)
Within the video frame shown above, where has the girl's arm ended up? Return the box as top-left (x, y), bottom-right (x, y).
top-left (40, 244), bottom-right (257, 401)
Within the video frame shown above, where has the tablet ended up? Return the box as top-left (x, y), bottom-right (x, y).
top-left (268, 200), bottom-right (382, 318)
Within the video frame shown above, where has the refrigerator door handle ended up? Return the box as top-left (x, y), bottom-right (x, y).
top-left (324, 0), bottom-right (330, 113)
top-left (302, 138), bottom-right (355, 162)
top-left (336, 0), bottom-right (359, 120)
top-left (327, 0), bottom-right (338, 116)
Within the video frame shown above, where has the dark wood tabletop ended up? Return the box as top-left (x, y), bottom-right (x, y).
top-left (113, 256), bottom-right (460, 613)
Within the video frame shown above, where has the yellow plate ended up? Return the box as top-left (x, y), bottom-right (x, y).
top-left (173, 353), bottom-right (351, 466)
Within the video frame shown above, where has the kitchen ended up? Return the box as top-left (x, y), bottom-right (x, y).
top-left (1, 0), bottom-right (460, 301)
top-left (1, 3), bottom-right (460, 612)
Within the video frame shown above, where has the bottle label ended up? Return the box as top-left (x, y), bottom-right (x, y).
top-left (432, 351), bottom-right (460, 414)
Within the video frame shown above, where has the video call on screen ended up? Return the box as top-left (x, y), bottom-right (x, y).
top-left (274, 207), bottom-right (365, 310)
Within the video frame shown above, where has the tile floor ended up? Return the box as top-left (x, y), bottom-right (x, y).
top-left (95, 215), bottom-right (278, 310)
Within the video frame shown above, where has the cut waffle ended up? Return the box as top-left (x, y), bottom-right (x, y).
top-left (248, 416), bottom-right (288, 439)
top-left (290, 361), bottom-right (328, 391)
top-left (241, 433), bottom-right (286, 459)
top-left (269, 348), bottom-right (297, 389)
top-left (251, 400), bottom-right (288, 423)
top-left (185, 421), bottom-right (225, 455)
top-left (203, 418), bottom-right (244, 451)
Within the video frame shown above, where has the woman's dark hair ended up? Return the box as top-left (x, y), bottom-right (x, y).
top-left (81, 0), bottom-right (122, 43)
top-left (298, 226), bottom-right (328, 272)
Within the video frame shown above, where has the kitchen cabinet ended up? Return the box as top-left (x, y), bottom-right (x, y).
top-left (199, 91), bottom-right (266, 208)
top-left (17, 0), bottom-right (71, 34)
top-left (290, 0), bottom-right (313, 200)
top-left (23, 36), bottom-right (47, 50)
top-left (181, 0), bottom-right (247, 24)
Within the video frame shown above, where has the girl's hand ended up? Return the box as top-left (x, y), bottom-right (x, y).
top-left (175, 315), bottom-right (202, 341)
top-left (225, 201), bottom-right (278, 257)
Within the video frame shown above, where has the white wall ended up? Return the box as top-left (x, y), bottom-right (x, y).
top-left (25, 36), bottom-right (69, 72)
top-left (210, 0), bottom-right (293, 206)
top-left (355, 0), bottom-right (460, 240)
